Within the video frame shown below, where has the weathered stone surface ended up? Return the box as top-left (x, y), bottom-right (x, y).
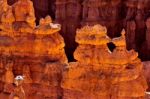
top-left (0, 0), bottom-right (67, 98)
top-left (146, 18), bottom-right (150, 50)
top-left (0, 0), bottom-right (149, 99)
top-left (62, 25), bottom-right (147, 99)
top-left (5, 0), bottom-right (150, 61)
top-left (126, 20), bottom-right (136, 50)
top-left (143, 61), bottom-right (150, 91)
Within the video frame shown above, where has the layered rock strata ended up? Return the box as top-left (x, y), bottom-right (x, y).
top-left (0, 0), bottom-right (148, 99)
top-left (5, 0), bottom-right (150, 61)
top-left (0, 0), bottom-right (67, 98)
top-left (62, 25), bottom-right (147, 99)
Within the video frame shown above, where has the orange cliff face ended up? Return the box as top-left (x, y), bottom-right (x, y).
top-left (0, 0), bottom-right (67, 99)
top-left (62, 25), bottom-right (148, 99)
top-left (0, 0), bottom-right (67, 62)
top-left (0, 0), bottom-right (148, 99)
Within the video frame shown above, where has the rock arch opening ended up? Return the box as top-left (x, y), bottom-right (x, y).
top-left (107, 42), bottom-right (116, 52)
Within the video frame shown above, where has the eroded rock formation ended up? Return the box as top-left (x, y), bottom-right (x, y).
top-left (0, 0), bottom-right (67, 98)
top-left (55, 0), bottom-right (81, 61)
top-left (0, 0), bottom-right (148, 99)
top-left (9, 76), bottom-right (25, 99)
top-left (62, 25), bottom-right (147, 99)
top-left (6, 0), bottom-right (150, 61)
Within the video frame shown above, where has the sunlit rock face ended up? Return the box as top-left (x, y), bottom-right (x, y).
top-left (7, 0), bottom-right (150, 61)
top-left (0, 0), bottom-right (148, 99)
top-left (0, 0), bottom-right (67, 98)
top-left (143, 61), bottom-right (150, 91)
top-left (62, 25), bottom-right (147, 99)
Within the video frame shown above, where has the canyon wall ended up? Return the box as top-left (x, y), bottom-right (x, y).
top-left (0, 0), bottom-right (67, 98)
top-left (7, 0), bottom-right (150, 61)
top-left (0, 0), bottom-right (149, 99)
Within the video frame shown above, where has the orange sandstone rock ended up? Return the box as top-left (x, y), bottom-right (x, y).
top-left (12, 0), bottom-right (36, 28)
top-left (2, 61), bottom-right (14, 84)
top-left (0, 0), bottom-right (67, 98)
top-left (0, 0), bottom-right (14, 32)
top-left (62, 25), bottom-right (147, 99)
top-left (9, 76), bottom-right (25, 99)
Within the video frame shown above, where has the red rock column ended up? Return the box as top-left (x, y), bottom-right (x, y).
top-left (55, 0), bottom-right (82, 61)
top-left (82, 0), bottom-right (122, 37)
top-left (135, 10), bottom-right (146, 51)
top-left (32, 0), bottom-right (49, 22)
top-left (126, 20), bottom-right (136, 50)
top-left (82, 0), bottom-right (101, 25)
top-left (146, 18), bottom-right (150, 50)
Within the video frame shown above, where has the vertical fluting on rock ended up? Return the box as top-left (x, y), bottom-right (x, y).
top-left (82, 0), bottom-right (122, 37)
top-left (123, 0), bottom-right (149, 60)
top-left (62, 25), bottom-right (147, 99)
top-left (32, 0), bottom-right (49, 22)
top-left (126, 20), bottom-right (136, 50)
top-left (82, 0), bottom-right (101, 24)
top-left (6, 0), bottom-right (150, 61)
top-left (55, 0), bottom-right (150, 61)
top-left (55, 0), bottom-right (82, 61)
top-left (146, 18), bottom-right (150, 50)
